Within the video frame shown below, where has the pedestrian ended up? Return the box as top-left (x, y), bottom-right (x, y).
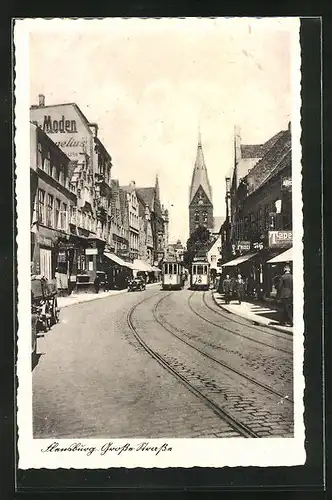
top-left (94, 274), bottom-right (100, 294)
top-left (277, 265), bottom-right (293, 326)
top-left (215, 273), bottom-right (220, 291)
top-left (222, 274), bottom-right (232, 304)
top-left (234, 274), bottom-right (245, 304)
top-left (104, 275), bottom-right (109, 292)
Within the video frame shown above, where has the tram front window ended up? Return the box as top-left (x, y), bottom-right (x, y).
top-left (197, 265), bottom-right (203, 274)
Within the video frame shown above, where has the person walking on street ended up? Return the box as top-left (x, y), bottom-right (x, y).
top-left (278, 265), bottom-right (293, 326)
top-left (222, 274), bottom-right (232, 304)
top-left (94, 275), bottom-right (100, 294)
top-left (234, 274), bottom-right (245, 304)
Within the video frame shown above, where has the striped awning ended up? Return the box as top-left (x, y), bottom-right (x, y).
top-left (104, 252), bottom-right (134, 269)
top-left (132, 259), bottom-right (154, 272)
top-left (221, 253), bottom-right (258, 267)
top-left (267, 247), bottom-right (293, 263)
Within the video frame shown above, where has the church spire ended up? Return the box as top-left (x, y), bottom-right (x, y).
top-left (189, 131), bottom-right (213, 204)
top-left (155, 173), bottom-right (160, 202)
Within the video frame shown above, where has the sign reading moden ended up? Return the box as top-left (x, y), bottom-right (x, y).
top-left (32, 115), bottom-right (78, 134)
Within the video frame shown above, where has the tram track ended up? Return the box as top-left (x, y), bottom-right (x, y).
top-left (187, 291), bottom-right (292, 355)
top-left (127, 294), bottom-right (259, 438)
top-left (152, 293), bottom-right (293, 405)
top-left (205, 291), bottom-right (293, 341)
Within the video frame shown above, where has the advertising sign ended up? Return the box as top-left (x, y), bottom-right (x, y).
top-left (282, 177), bottom-right (292, 190)
top-left (268, 231), bottom-right (292, 248)
top-left (237, 240), bottom-right (251, 251)
top-left (85, 248), bottom-right (98, 255)
top-left (30, 104), bottom-right (91, 160)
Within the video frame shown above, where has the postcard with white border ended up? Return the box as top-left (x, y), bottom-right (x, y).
top-left (15, 17), bottom-right (305, 469)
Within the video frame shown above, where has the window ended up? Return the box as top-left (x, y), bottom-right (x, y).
top-left (55, 199), bottom-right (61, 229)
top-left (77, 210), bottom-right (82, 228)
top-left (203, 211), bottom-right (208, 223)
top-left (44, 150), bottom-right (51, 175)
top-left (37, 143), bottom-right (43, 169)
top-left (70, 205), bottom-right (76, 224)
top-left (62, 203), bottom-right (67, 230)
top-left (38, 189), bottom-right (45, 224)
top-left (46, 194), bottom-right (54, 227)
top-left (197, 265), bottom-right (203, 274)
top-left (194, 211), bottom-right (199, 223)
top-left (59, 167), bottom-right (64, 186)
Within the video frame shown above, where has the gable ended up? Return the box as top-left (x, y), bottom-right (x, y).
top-left (30, 103), bottom-right (93, 161)
top-left (190, 186), bottom-right (213, 207)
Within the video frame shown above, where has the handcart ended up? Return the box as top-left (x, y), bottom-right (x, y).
top-left (31, 275), bottom-right (60, 353)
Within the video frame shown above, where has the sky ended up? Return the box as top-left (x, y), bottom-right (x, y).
top-left (29, 18), bottom-right (294, 243)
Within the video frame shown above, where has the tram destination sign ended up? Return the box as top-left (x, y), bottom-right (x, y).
top-left (268, 230), bottom-right (292, 248)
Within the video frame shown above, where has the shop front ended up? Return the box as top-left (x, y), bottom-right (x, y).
top-left (103, 252), bottom-right (134, 289)
top-left (266, 246), bottom-right (293, 298)
top-left (221, 252), bottom-right (258, 296)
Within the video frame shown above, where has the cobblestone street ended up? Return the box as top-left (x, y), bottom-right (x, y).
top-left (33, 286), bottom-right (293, 439)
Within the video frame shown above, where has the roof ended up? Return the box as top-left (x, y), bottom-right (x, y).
top-left (136, 187), bottom-right (155, 210)
top-left (206, 236), bottom-right (220, 252)
top-left (137, 195), bottom-right (146, 217)
top-left (240, 131), bottom-right (285, 159)
top-left (213, 216), bottom-right (225, 233)
top-left (246, 129), bottom-right (291, 193)
top-left (236, 130), bottom-right (287, 185)
top-left (189, 135), bottom-right (213, 204)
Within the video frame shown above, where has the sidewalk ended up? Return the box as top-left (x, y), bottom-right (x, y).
top-left (212, 291), bottom-right (293, 335)
top-left (57, 282), bottom-right (161, 309)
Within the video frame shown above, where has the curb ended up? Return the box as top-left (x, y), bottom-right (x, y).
top-left (58, 283), bottom-right (161, 309)
top-left (211, 292), bottom-right (293, 336)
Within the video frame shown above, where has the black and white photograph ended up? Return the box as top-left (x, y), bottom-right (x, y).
top-left (15, 17), bottom-right (304, 469)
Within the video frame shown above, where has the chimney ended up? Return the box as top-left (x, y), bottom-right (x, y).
top-left (288, 121), bottom-right (291, 133)
top-left (38, 94), bottom-right (45, 107)
top-left (88, 123), bottom-right (99, 138)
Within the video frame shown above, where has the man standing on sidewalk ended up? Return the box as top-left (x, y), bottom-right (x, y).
top-left (234, 274), bottom-right (245, 305)
top-left (222, 274), bottom-right (232, 304)
top-left (278, 265), bottom-right (293, 326)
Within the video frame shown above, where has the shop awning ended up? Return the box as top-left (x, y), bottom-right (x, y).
top-left (104, 252), bottom-right (134, 269)
top-left (221, 253), bottom-right (258, 267)
top-left (132, 259), bottom-right (154, 272)
top-left (151, 266), bottom-right (161, 272)
top-left (267, 247), bottom-right (293, 264)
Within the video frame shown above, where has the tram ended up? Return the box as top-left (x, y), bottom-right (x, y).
top-left (161, 261), bottom-right (185, 290)
top-left (190, 259), bottom-right (210, 290)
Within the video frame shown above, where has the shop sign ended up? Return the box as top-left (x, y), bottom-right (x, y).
top-left (39, 235), bottom-right (53, 247)
top-left (252, 241), bottom-right (264, 251)
top-left (282, 177), bottom-right (292, 190)
top-left (57, 251), bottom-right (67, 263)
top-left (237, 240), bottom-right (251, 251)
top-left (30, 105), bottom-right (90, 160)
top-left (85, 248), bottom-right (98, 255)
top-left (268, 231), bottom-right (292, 248)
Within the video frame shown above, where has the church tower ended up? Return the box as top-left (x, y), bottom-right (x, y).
top-left (189, 131), bottom-right (214, 236)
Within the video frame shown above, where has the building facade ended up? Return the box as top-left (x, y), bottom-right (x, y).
top-left (31, 95), bottom-right (114, 291)
top-left (189, 132), bottom-right (214, 236)
top-left (30, 122), bottom-right (78, 293)
top-left (222, 123), bottom-right (293, 297)
top-left (120, 181), bottom-right (140, 261)
top-left (136, 175), bottom-right (168, 265)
